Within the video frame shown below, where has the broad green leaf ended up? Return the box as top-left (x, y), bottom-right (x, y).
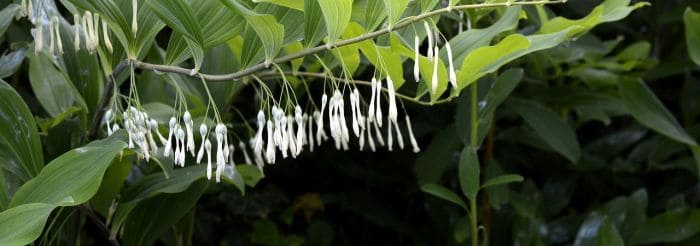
top-left (316, 0), bottom-right (352, 42)
top-left (220, 0), bottom-right (285, 64)
top-left (619, 78), bottom-right (697, 146)
top-left (285, 42), bottom-right (305, 72)
top-left (684, 7), bottom-right (700, 65)
top-left (304, 0), bottom-right (326, 48)
top-left (447, 6), bottom-right (521, 68)
top-left (540, 0), bottom-right (648, 38)
top-left (0, 4), bottom-right (20, 39)
top-left (146, 0), bottom-right (205, 73)
top-left (364, 0), bottom-right (386, 32)
top-left (9, 132), bottom-right (127, 207)
top-left (0, 203), bottom-right (56, 246)
top-left (573, 215), bottom-right (624, 246)
top-left (344, 23), bottom-right (405, 87)
top-left (456, 34), bottom-right (530, 90)
top-left (480, 174), bottom-right (524, 189)
top-left (635, 208), bottom-right (700, 244)
top-left (28, 52), bottom-right (87, 117)
top-left (458, 146), bottom-right (480, 200)
top-left (122, 165), bottom-right (208, 202)
top-left (0, 48), bottom-right (25, 79)
top-left (383, 0), bottom-right (409, 27)
top-left (237, 165), bottom-right (264, 187)
top-left (421, 183), bottom-right (467, 210)
top-left (0, 80), bottom-right (44, 209)
top-left (331, 43), bottom-right (360, 75)
top-left (479, 68), bottom-right (523, 119)
top-left (90, 158), bottom-right (132, 216)
top-left (122, 180), bottom-right (208, 246)
top-left (254, 0), bottom-right (304, 11)
top-left (508, 98), bottom-right (581, 163)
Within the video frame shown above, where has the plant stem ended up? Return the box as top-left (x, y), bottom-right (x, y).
top-left (469, 81), bottom-right (479, 246)
top-left (129, 0), bottom-right (565, 81)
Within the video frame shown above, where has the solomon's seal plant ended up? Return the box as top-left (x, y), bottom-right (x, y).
top-left (8, 0), bottom-right (695, 245)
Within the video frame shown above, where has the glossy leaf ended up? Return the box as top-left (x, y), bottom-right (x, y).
top-left (220, 0), bottom-right (285, 64)
top-left (146, 0), bottom-right (205, 72)
top-left (121, 180), bottom-right (208, 246)
top-left (254, 0), bottom-right (304, 11)
top-left (9, 132), bottom-right (127, 207)
top-left (28, 52), bottom-right (87, 117)
top-left (684, 7), bottom-right (700, 65)
top-left (383, 0), bottom-right (409, 27)
top-left (420, 183), bottom-right (467, 210)
top-left (540, 0), bottom-right (649, 38)
top-left (0, 79), bottom-right (44, 209)
top-left (458, 146), bottom-right (480, 200)
top-left (508, 98), bottom-right (582, 163)
top-left (480, 174), bottom-right (524, 189)
top-left (619, 78), bottom-right (697, 146)
top-left (316, 0), bottom-right (352, 42)
top-left (304, 0), bottom-right (326, 48)
top-left (0, 203), bottom-right (56, 246)
top-left (0, 48), bottom-right (25, 79)
top-left (635, 209), bottom-right (700, 244)
top-left (0, 4), bottom-right (20, 38)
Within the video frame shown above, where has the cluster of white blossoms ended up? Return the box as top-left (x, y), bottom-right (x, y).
top-left (104, 74), bottom-right (421, 182)
top-left (415, 21), bottom-right (458, 93)
top-left (19, 0), bottom-right (116, 55)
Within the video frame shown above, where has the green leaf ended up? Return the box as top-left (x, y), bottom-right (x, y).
top-left (540, 0), bottom-right (649, 38)
top-left (480, 174), bottom-right (524, 189)
top-left (684, 7), bottom-right (700, 66)
top-left (67, 0), bottom-right (135, 56)
top-left (237, 165), bottom-right (264, 187)
top-left (508, 98), bottom-right (582, 163)
top-left (220, 0), bottom-right (285, 64)
top-left (635, 208), bottom-right (700, 244)
top-left (0, 4), bottom-right (20, 38)
top-left (254, 0), bottom-right (304, 11)
top-left (344, 23), bottom-right (405, 87)
top-left (383, 0), bottom-right (409, 27)
top-left (121, 165), bottom-right (208, 202)
top-left (573, 215), bottom-right (624, 246)
top-left (0, 79), bottom-right (44, 206)
top-left (90, 158), bottom-right (132, 216)
top-left (0, 203), bottom-right (56, 246)
top-left (304, 0), bottom-right (326, 47)
top-left (57, 22), bottom-right (104, 112)
top-left (9, 132), bottom-right (127, 207)
top-left (458, 146), bottom-right (480, 200)
top-left (448, 6), bottom-right (521, 68)
top-left (0, 48), bottom-right (26, 79)
top-left (121, 180), bottom-right (208, 246)
top-left (316, 0), bottom-right (352, 42)
top-left (28, 52), bottom-right (87, 117)
top-left (364, 0), bottom-right (387, 32)
top-left (146, 0), bottom-right (205, 73)
top-left (479, 68), bottom-right (523, 119)
top-left (420, 184), bottom-right (467, 210)
top-left (618, 78), bottom-right (697, 146)
top-left (456, 34), bottom-right (530, 90)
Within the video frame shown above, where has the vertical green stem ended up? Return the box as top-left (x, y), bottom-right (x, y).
top-left (469, 82), bottom-right (479, 246)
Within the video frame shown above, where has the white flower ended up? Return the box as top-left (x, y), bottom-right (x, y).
top-left (205, 139), bottom-right (212, 180)
top-left (254, 110), bottom-right (265, 157)
top-left (387, 77), bottom-right (397, 122)
top-left (239, 141), bottom-right (252, 164)
top-left (446, 42), bottom-right (457, 88)
top-left (431, 46), bottom-right (439, 94)
top-left (73, 14), bottom-right (80, 50)
top-left (265, 120), bottom-right (276, 164)
top-left (183, 111), bottom-right (195, 156)
top-left (414, 35), bottom-right (421, 82)
top-left (132, 0), bottom-right (138, 36)
top-left (368, 78), bottom-right (377, 123)
top-left (405, 115), bottom-right (420, 153)
top-left (387, 118), bottom-right (393, 151)
top-left (317, 94), bottom-right (328, 143)
top-left (163, 117), bottom-right (176, 157)
top-left (229, 144), bottom-right (237, 165)
top-left (294, 106), bottom-right (304, 155)
top-left (102, 21), bottom-right (113, 53)
top-left (104, 110), bottom-right (113, 135)
top-left (215, 124), bottom-right (226, 182)
top-left (286, 115), bottom-right (298, 158)
top-left (176, 127), bottom-right (186, 166)
top-left (52, 17), bottom-right (63, 55)
top-left (35, 20), bottom-right (43, 53)
top-left (350, 89), bottom-right (360, 137)
top-left (279, 116), bottom-right (289, 158)
top-left (392, 116), bottom-right (404, 150)
top-left (375, 79), bottom-right (383, 127)
top-left (366, 119), bottom-right (376, 151)
top-left (196, 123), bottom-right (207, 163)
top-left (307, 114), bottom-right (315, 152)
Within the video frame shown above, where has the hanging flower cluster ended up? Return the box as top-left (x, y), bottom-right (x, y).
top-left (415, 21), bottom-right (458, 91)
top-left (19, 0), bottom-right (115, 55)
